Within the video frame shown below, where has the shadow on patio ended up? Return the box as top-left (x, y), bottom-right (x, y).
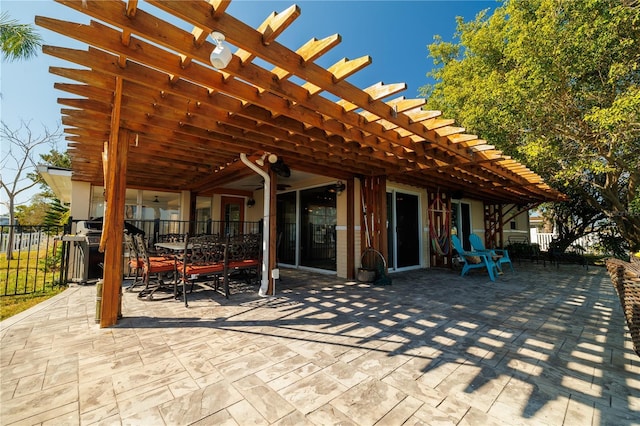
top-left (1, 263), bottom-right (638, 425)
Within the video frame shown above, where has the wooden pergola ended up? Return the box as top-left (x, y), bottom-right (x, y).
top-left (37, 0), bottom-right (563, 327)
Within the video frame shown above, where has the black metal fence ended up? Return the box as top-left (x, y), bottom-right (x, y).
top-left (1, 224), bottom-right (69, 296)
top-left (0, 220), bottom-right (263, 297)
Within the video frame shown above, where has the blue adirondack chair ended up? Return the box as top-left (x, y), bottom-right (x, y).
top-left (451, 235), bottom-right (498, 281)
top-left (468, 234), bottom-right (514, 273)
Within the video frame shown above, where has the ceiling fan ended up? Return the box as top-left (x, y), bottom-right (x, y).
top-left (243, 180), bottom-right (291, 191)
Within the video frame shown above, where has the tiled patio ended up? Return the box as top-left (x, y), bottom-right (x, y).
top-left (1, 262), bottom-right (639, 425)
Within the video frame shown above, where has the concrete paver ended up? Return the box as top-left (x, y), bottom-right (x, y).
top-left (1, 263), bottom-right (639, 425)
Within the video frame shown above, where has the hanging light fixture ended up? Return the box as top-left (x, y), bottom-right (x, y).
top-left (153, 196), bottom-right (159, 203)
top-left (255, 153), bottom-right (267, 166)
top-left (209, 31), bottom-right (232, 69)
top-left (328, 181), bottom-right (346, 195)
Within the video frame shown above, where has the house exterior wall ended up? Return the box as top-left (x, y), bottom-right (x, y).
top-left (70, 181), bottom-right (92, 227)
top-left (73, 178), bottom-right (533, 282)
top-left (504, 209), bottom-right (530, 244)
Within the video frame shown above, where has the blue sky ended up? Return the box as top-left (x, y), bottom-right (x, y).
top-left (0, 0), bottom-right (496, 214)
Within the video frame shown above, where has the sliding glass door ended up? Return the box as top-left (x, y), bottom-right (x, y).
top-left (276, 185), bottom-right (338, 272)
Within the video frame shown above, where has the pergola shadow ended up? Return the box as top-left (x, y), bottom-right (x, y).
top-left (119, 264), bottom-right (639, 425)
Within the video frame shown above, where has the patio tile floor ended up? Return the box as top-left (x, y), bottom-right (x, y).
top-left (1, 263), bottom-right (639, 425)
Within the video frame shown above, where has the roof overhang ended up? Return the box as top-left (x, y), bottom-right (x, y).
top-left (37, 165), bottom-right (72, 204)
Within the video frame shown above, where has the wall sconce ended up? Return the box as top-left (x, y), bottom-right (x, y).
top-left (209, 31), bottom-right (232, 69)
top-left (328, 181), bottom-right (346, 195)
top-left (247, 197), bottom-right (256, 208)
top-left (153, 196), bottom-right (160, 203)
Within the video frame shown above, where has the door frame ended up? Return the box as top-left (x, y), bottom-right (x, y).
top-left (386, 188), bottom-right (422, 271)
top-left (220, 196), bottom-right (245, 236)
top-left (452, 201), bottom-right (472, 251)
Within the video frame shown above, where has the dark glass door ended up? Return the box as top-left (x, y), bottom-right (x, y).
top-left (452, 202), bottom-right (472, 251)
top-left (386, 192), bottom-right (394, 269)
top-left (276, 192), bottom-right (297, 265)
top-left (395, 192), bottom-right (419, 268)
top-left (300, 186), bottom-right (337, 271)
top-left (461, 203), bottom-right (471, 250)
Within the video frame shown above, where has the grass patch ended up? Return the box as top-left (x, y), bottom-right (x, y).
top-left (0, 286), bottom-right (66, 321)
top-left (1, 244), bottom-right (67, 320)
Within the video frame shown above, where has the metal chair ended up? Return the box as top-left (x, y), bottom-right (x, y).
top-left (124, 233), bottom-right (144, 292)
top-left (177, 234), bottom-right (226, 306)
top-left (134, 234), bottom-right (177, 300)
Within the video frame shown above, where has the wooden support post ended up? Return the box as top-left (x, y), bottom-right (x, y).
top-left (483, 202), bottom-right (503, 248)
top-left (100, 77), bottom-right (127, 328)
top-left (360, 175), bottom-right (388, 270)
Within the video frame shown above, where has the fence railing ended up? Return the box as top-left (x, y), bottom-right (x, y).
top-left (1, 224), bottom-right (69, 296)
top-left (0, 230), bottom-right (47, 252)
top-left (530, 229), bottom-right (599, 253)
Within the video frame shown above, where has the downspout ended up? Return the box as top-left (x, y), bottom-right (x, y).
top-left (240, 153), bottom-right (271, 296)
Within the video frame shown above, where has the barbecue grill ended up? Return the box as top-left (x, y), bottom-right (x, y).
top-left (62, 220), bottom-right (104, 283)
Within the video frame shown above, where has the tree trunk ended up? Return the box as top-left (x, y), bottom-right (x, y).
top-left (5, 197), bottom-right (15, 260)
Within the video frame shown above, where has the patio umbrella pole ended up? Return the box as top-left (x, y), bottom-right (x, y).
top-left (240, 153), bottom-right (272, 296)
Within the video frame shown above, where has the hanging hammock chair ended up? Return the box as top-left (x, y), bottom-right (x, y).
top-left (429, 194), bottom-right (451, 256)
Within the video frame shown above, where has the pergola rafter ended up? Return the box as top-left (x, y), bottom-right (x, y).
top-left (37, 0), bottom-right (563, 203)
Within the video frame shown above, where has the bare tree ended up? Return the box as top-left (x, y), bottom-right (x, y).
top-left (1, 121), bottom-right (61, 258)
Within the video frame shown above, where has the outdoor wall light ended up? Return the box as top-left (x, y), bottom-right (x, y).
top-left (328, 181), bottom-right (346, 195)
top-left (247, 197), bottom-right (256, 207)
top-left (256, 152), bottom-right (278, 166)
top-left (209, 31), bottom-right (232, 69)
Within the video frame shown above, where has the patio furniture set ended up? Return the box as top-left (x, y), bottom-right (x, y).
top-left (125, 232), bottom-right (262, 307)
top-left (504, 236), bottom-right (588, 269)
top-left (451, 234), bottom-right (514, 282)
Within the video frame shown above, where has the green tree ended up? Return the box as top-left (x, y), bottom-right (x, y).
top-left (0, 12), bottom-right (43, 61)
top-left (14, 194), bottom-right (49, 226)
top-left (42, 198), bottom-right (70, 227)
top-left (422, 0), bottom-right (640, 251)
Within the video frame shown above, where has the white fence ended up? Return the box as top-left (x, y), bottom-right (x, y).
top-left (530, 229), bottom-right (599, 253)
top-left (0, 231), bottom-right (46, 253)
